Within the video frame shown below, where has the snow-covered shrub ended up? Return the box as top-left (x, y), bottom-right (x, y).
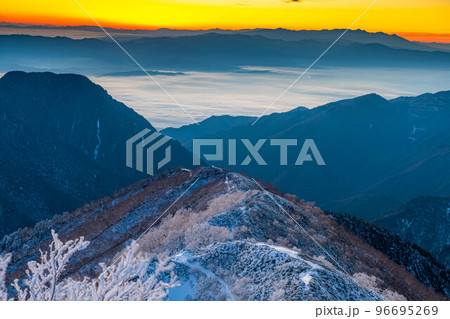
top-left (268, 279), bottom-right (289, 301)
top-left (230, 276), bottom-right (251, 301)
top-left (195, 276), bottom-right (229, 301)
top-left (12, 230), bottom-right (89, 301)
top-left (353, 273), bottom-right (406, 301)
top-left (0, 253), bottom-right (11, 301)
top-left (268, 288), bottom-right (286, 301)
top-left (139, 191), bottom-right (252, 254)
top-left (61, 244), bottom-right (178, 301)
top-left (1, 230), bottom-right (178, 301)
top-left (184, 223), bottom-right (231, 250)
top-left (140, 208), bottom-right (232, 254)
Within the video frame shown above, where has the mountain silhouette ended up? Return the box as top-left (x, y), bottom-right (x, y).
top-left (0, 71), bottom-right (192, 235)
top-left (1, 25), bottom-right (444, 52)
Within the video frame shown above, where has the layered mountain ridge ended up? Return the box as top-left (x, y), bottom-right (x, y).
top-left (162, 90), bottom-right (450, 221)
top-left (1, 32), bottom-right (450, 75)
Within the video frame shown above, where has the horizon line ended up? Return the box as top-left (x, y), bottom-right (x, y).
top-left (1, 21), bottom-right (450, 43)
top-left (2, 21), bottom-right (450, 34)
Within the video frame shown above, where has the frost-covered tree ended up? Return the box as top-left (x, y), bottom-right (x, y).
top-left (1, 230), bottom-right (178, 301)
top-left (62, 244), bottom-right (178, 301)
top-left (12, 230), bottom-right (89, 301)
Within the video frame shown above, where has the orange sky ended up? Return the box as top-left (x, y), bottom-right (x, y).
top-left (1, 0), bottom-right (449, 42)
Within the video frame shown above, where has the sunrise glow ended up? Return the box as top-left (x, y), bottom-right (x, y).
top-left (1, 0), bottom-right (449, 42)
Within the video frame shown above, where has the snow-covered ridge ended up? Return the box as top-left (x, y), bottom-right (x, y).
top-left (0, 167), bottom-right (443, 300)
top-left (168, 241), bottom-right (382, 301)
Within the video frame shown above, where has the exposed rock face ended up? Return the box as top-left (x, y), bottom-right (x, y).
top-left (0, 167), bottom-right (445, 300)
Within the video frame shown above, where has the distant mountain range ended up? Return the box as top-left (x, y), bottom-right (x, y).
top-left (1, 31), bottom-right (450, 75)
top-left (1, 24), bottom-right (447, 52)
top-left (0, 71), bottom-right (192, 235)
top-left (162, 115), bottom-right (256, 147)
top-left (162, 91), bottom-right (450, 221)
top-left (1, 167), bottom-right (445, 300)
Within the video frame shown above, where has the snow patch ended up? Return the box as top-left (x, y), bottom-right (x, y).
top-left (181, 168), bottom-right (192, 176)
top-left (173, 250), bottom-right (233, 301)
top-left (167, 275), bottom-right (196, 301)
top-left (255, 242), bottom-right (324, 270)
top-left (256, 243), bottom-right (300, 259)
top-left (94, 119), bottom-right (101, 160)
top-left (300, 272), bottom-right (313, 286)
